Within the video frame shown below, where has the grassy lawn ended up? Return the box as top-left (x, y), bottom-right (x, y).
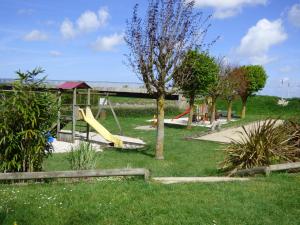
top-left (1, 95), bottom-right (300, 225)
top-left (1, 174), bottom-right (299, 225)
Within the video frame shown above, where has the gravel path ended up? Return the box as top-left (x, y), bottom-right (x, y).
top-left (52, 140), bottom-right (103, 153)
top-left (152, 177), bottom-right (249, 184)
top-left (194, 120), bottom-right (284, 143)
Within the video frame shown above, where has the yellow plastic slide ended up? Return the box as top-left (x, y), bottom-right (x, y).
top-left (78, 107), bottom-right (124, 148)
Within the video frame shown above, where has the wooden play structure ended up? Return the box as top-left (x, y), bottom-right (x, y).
top-left (172, 102), bottom-right (210, 122)
top-left (56, 82), bottom-right (145, 148)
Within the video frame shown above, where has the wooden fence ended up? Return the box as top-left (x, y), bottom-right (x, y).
top-left (0, 168), bottom-right (150, 181)
top-left (231, 162), bottom-right (300, 177)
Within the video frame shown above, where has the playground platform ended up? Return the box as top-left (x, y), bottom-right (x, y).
top-left (59, 130), bottom-right (145, 149)
top-left (148, 117), bottom-right (237, 128)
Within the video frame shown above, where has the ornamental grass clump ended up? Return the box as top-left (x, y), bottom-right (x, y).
top-left (67, 142), bottom-right (98, 170)
top-left (221, 119), bottom-right (300, 172)
top-left (285, 119), bottom-right (300, 150)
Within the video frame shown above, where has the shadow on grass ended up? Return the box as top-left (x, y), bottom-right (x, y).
top-left (114, 145), bottom-right (155, 158)
top-left (164, 124), bottom-right (188, 130)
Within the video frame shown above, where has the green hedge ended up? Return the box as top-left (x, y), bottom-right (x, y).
top-left (90, 106), bottom-right (181, 118)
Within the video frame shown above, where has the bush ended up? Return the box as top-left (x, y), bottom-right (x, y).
top-left (90, 105), bottom-right (181, 118)
top-left (0, 68), bottom-right (57, 172)
top-left (220, 119), bottom-right (300, 172)
top-left (67, 142), bottom-right (98, 170)
top-left (285, 119), bottom-right (300, 150)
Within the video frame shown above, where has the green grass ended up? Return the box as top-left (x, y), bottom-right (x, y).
top-left (45, 116), bottom-right (222, 176)
top-left (1, 95), bottom-right (300, 225)
top-left (1, 174), bottom-right (299, 225)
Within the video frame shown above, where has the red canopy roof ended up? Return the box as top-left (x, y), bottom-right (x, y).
top-left (57, 81), bottom-right (91, 89)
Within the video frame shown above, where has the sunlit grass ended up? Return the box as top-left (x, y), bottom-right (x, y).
top-left (1, 95), bottom-right (299, 225)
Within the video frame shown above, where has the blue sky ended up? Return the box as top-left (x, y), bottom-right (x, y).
top-left (0, 0), bottom-right (300, 97)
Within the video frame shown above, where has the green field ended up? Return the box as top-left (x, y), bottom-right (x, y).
top-left (1, 95), bottom-right (300, 225)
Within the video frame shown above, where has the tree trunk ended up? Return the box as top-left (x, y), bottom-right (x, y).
top-left (241, 99), bottom-right (247, 119)
top-left (155, 94), bottom-right (165, 160)
top-left (227, 100), bottom-right (232, 121)
top-left (210, 98), bottom-right (216, 124)
top-left (187, 95), bottom-right (195, 129)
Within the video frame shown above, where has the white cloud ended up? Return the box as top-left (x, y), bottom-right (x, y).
top-left (92, 33), bottom-right (124, 51)
top-left (49, 50), bottom-right (62, 57)
top-left (236, 19), bottom-right (287, 65)
top-left (60, 19), bottom-right (76, 39)
top-left (98, 7), bottom-right (109, 26)
top-left (194, 0), bottom-right (267, 19)
top-left (60, 7), bottom-right (109, 38)
top-left (23, 30), bottom-right (48, 41)
top-left (249, 55), bottom-right (277, 65)
top-left (288, 3), bottom-right (300, 28)
top-left (77, 11), bottom-right (101, 32)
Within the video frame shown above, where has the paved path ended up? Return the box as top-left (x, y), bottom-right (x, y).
top-left (194, 120), bottom-right (283, 143)
top-left (152, 177), bottom-right (249, 184)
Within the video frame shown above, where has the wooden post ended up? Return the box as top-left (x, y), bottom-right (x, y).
top-left (231, 162), bottom-right (300, 177)
top-left (108, 99), bottom-right (123, 135)
top-left (232, 166), bottom-right (269, 177)
top-left (57, 90), bottom-right (61, 139)
top-left (0, 168), bottom-right (150, 181)
top-left (72, 88), bottom-right (77, 143)
top-left (269, 162), bottom-right (300, 172)
top-left (95, 93), bottom-right (108, 120)
top-left (86, 88), bottom-right (91, 140)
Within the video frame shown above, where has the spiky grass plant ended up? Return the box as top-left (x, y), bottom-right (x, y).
top-left (67, 142), bottom-right (98, 170)
top-left (285, 119), bottom-right (300, 149)
top-left (221, 119), bottom-right (300, 172)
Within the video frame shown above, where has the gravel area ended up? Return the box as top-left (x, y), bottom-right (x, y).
top-left (194, 120), bottom-right (284, 143)
top-left (147, 117), bottom-right (236, 128)
top-left (52, 139), bottom-right (103, 153)
top-left (135, 125), bottom-right (156, 131)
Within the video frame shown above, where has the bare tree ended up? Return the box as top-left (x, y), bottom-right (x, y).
top-left (125, 0), bottom-right (211, 159)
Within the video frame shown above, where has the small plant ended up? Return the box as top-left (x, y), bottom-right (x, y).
top-left (220, 119), bottom-right (300, 172)
top-left (67, 142), bottom-right (98, 170)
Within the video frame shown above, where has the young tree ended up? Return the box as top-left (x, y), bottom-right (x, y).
top-left (125, 0), bottom-right (212, 159)
top-left (231, 65), bottom-right (267, 118)
top-left (174, 50), bottom-right (218, 129)
top-left (0, 68), bottom-right (57, 172)
top-left (205, 57), bottom-right (223, 124)
top-left (220, 64), bottom-right (239, 121)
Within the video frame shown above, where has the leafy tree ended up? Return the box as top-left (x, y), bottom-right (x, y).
top-left (125, 0), bottom-right (212, 159)
top-left (175, 50), bottom-right (218, 128)
top-left (204, 57), bottom-right (225, 124)
top-left (0, 68), bottom-right (57, 172)
top-left (232, 65), bottom-right (267, 118)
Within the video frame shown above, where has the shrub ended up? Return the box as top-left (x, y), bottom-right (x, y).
top-left (0, 68), bottom-right (57, 172)
top-left (67, 142), bottom-right (98, 170)
top-left (220, 119), bottom-right (300, 172)
top-left (285, 119), bottom-right (300, 150)
top-left (90, 105), bottom-right (181, 118)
